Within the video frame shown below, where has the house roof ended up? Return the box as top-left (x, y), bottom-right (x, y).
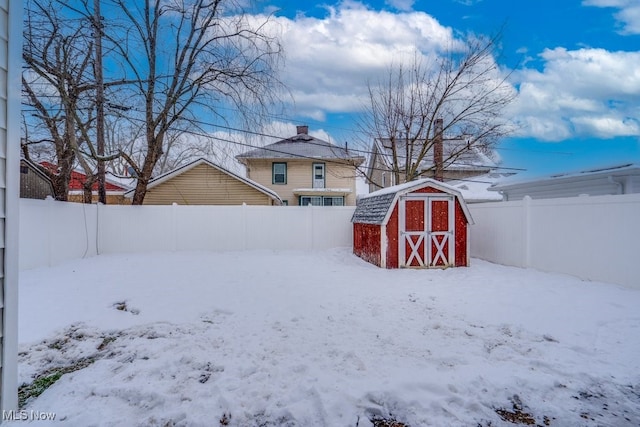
top-left (369, 137), bottom-right (496, 174)
top-left (489, 163), bottom-right (640, 191)
top-left (352, 178), bottom-right (474, 225)
top-left (123, 157), bottom-right (283, 204)
top-left (40, 161), bottom-right (130, 191)
top-left (447, 173), bottom-right (514, 203)
top-left (236, 131), bottom-right (365, 165)
top-left (21, 159), bottom-right (54, 184)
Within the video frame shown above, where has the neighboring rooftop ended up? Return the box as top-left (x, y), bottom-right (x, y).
top-left (489, 163), bottom-right (640, 200)
top-left (40, 161), bottom-right (131, 191)
top-left (372, 137), bottom-right (496, 172)
top-left (236, 125), bottom-right (365, 164)
top-left (448, 173), bottom-right (515, 203)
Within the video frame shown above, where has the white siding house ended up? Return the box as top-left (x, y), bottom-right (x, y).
top-left (490, 163), bottom-right (640, 201)
top-left (1, 0), bottom-right (21, 413)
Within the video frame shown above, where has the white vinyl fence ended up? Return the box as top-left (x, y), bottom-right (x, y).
top-left (19, 195), bottom-right (640, 288)
top-left (469, 194), bottom-right (640, 289)
top-left (19, 198), bottom-right (99, 270)
top-left (19, 198), bottom-right (355, 270)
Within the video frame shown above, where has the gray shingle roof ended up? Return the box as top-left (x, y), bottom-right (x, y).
top-left (237, 133), bottom-right (364, 163)
top-left (352, 178), bottom-right (474, 225)
top-left (351, 192), bottom-right (396, 224)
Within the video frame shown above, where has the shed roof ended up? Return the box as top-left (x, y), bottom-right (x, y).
top-left (124, 157), bottom-right (283, 204)
top-left (352, 178), bottom-right (474, 225)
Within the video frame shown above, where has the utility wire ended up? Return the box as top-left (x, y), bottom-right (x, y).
top-left (20, 100), bottom-right (576, 157)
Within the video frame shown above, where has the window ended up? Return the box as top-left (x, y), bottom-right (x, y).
top-left (312, 163), bottom-right (325, 189)
top-left (300, 196), bottom-right (322, 206)
top-left (299, 196), bottom-right (344, 206)
top-left (20, 165), bottom-right (29, 174)
top-left (272, 162), bottom-right (287, 184)
top-left (282, 200), bottom-right (288, 206)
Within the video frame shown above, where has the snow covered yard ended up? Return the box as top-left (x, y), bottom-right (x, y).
top-left (12, 249), bottom-right (640, 426)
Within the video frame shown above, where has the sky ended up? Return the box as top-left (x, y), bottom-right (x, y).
top-left (245, 0), bottom-right (640, 179)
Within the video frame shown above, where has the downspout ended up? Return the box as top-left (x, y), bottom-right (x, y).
top-left (607, 176), bottom-right (624, 195)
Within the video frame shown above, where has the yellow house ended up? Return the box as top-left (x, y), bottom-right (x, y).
top-left (124, 158), bottom-right (282, 205)
top-left (236, 126), bottom-right (365, 206)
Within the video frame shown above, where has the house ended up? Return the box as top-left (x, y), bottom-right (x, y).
top-left (447, 172), bottom-right (515, 203)
top-left (40, 161), bottom-right (132, 204)
top-left (20, 159), bottom-right (55, 199)
top-left (236, 126), bottom-right (365, 206)
top-left (352, 178), bottom-right (473, 269)
top-left (124, 157), bottom-right (282, 205)
top-left (489, 163), bottom-right (640, 201)
top-left (4, 1), bottom-right (22, 411)
top-left (365, 123), bottom-right (496, 193)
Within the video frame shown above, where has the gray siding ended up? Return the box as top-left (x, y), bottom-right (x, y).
top-left (1, 0), bottom-right (21, 411)
top-left (20, 160), bottom-right (55, 199)
top-left (499, 174), bottom-right (640, 201)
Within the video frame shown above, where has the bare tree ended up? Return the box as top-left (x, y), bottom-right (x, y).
top-left (358, 33), bottom-right (516, 186)
top-left (23, 0), bottom-right (284, 205)
top-left (102, 0), bottom-right (284, 204)
top-left (22, 0), bottom-right (97, 202)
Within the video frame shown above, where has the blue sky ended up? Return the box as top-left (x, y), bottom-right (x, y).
top-left (247, 0), bottom-right (640, 178)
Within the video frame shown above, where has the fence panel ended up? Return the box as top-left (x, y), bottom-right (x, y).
top-left (468, 200), bottom-right (526, 267)
top-left (20, 200), bottom-right (356, 269)
top-left (245, 206), bottom-right (312, 250)
top-left (469, 194), bottom-right (640, 288)
top-left (174, 205), bottom-right (246, 252)
top-left (19, 198), bottom-right (97, 269)
top-left (98, 204), bottom-right (173, 254)
top-left (20, 196), bottom-right (639, 288)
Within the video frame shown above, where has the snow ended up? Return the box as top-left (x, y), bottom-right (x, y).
top-left (361, 178), bottom-right (463, 199)
top-left (448, 174), bottom-right (509, 203)
top-left (292, 188), bottom-right (352, 193)
top-left (12, 249), bottom-right (640, 426)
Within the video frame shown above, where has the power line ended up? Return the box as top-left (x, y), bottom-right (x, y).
top-left (116, 115), bottom-right (527, 184)
top-left (21, 101), bottom-right (576, 158)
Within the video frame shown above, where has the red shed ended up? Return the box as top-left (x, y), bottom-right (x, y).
top-left (352, 178), bottom-right (474, 268)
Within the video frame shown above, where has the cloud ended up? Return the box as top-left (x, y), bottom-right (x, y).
top-left (385, 0), bottom-right (415, 11)
top-left (271, 2), bottom-right (457, 117)
top-left (454, 0), bottom-right (483, 5)
top-left (583, 0), bottom-right (640, 34)
top-left (509, 47), bottom-right (640, 140)
top-left (248, 2), bottom-right (638, 146)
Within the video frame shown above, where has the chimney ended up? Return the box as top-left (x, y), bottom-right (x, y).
top-left (434, 118), bottom-right (444, 182)
top-left (296, 125), bottom-right (308, 135)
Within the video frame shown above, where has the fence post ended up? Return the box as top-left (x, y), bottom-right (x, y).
top-left (242, 203), bottom-right (248, 250)
top-left (46, 197), bottom-right (54, 267)
top-left (523, 196), bottom-right (531, 267)
top-left (309, 204), bottom-right (315, 250)
top-left (96, 202), bottom-right (101, 255)
top-left (172, 203), bottom-right (178, 251)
